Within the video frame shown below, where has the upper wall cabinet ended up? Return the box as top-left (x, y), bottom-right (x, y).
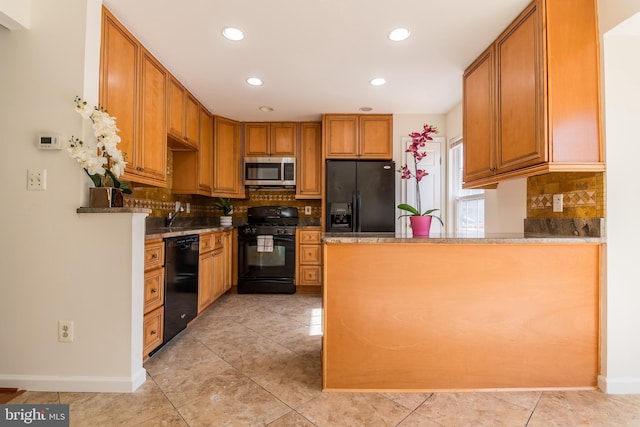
top-left (168, 77), bottom-right (200, 150)
top-left (463, 0), bottom-right (604, 188)
top-left (100, 7), bottom-right (167, 187)
top-left (323, 114), bottom-right (392, 159)
top-left (173, 106), bottom-right (214, 196)
top-left (296, 122), bottom-right (322, 199)
top-left (243, 122), bottom-right (297, 157)
top-left (213, 115), bottom-right (245, 198)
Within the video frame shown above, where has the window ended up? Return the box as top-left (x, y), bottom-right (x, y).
top-left (449, 140), bottom-right (484, 235)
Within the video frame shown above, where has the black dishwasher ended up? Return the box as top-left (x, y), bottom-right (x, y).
top-left (158, 234), bottom-right (199, 352)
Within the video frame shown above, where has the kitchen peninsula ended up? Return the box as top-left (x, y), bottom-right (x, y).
top-left (321, 233), bottom-right (602, 391)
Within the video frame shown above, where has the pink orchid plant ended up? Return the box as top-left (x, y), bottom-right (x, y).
top-left (397, 123), bottom-right (444, 225)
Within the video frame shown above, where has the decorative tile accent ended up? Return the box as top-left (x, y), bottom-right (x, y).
top-left (527, 172), bottom-right (605, 219)
top-left (530, 191), bottom-right (597, 210)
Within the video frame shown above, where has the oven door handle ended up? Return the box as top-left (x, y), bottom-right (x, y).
top-left (240, 235), bottom-right (296, 244)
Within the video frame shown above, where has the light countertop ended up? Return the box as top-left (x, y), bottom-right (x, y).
top-left (322, 231), bottom-right (605, 244)
top-left (146, 225), bottom-right (234, 240)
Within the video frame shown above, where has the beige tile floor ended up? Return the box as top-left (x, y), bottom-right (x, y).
top-left (9, 292), bottom-right (640, 426)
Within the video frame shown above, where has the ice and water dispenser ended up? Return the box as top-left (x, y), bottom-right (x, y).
top-left (329, 202), bottom-right (352, 231)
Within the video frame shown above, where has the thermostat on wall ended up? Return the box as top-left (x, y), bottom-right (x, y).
top-left (37, 134), bottom-right (62, 150)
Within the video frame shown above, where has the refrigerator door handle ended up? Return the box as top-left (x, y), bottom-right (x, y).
top-left (351, 190), bottom-right (358, 232)
top-left (356, 190), bottom-right (362, 232)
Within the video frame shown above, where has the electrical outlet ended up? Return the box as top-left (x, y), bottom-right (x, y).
top-left (186, 202), bottom-right (191, 213)
top-left (27, 169), bottom-right (47, 190)
top-left (304, 206), bottom-right (312, 215)
top-left (175, 201), bottom-right (181, 212)
top-left (553, 194), bottom-right (564, 212)
top-left (58, 320), bottom-right (74, 343)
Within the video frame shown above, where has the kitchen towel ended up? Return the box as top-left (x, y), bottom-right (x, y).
top-left (256, 235), bottom-right (274, 252)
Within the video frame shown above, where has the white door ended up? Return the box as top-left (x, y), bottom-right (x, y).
top-left (400, 136), bottom-right (443, 235)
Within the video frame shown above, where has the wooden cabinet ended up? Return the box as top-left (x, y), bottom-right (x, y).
top-left (222, 230), bottom-right (233, 293)
top-left (297, 228), bottom-right (323, 287)
top-left (244, 122), bottom-right (297, 156)
top-left (143, 239), bottom-right (165, 357)
top-left (323, 114), bottom-right (392, 159)
top-left (213, 115), bottom-right (244, 198)
top-left (462, 0), bottom-right (604, 188)
top-left (167, 77), bottom-right (200, 150)
top-left (198, 231), bottom-right (225, 313)
top-left (296, 122), bottom-right (322, 198)
top-left (100, 7), bottom-right (167, 187)
top-left (173, 106), bottom-right (214, 195)
top-left (463, 46), bottom-right (495, 183)
top-left (143, 306), bottom-right (164, 357)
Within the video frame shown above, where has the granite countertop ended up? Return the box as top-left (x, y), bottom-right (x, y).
top-left (322, 231), bottom-right (605, 244)
top-left (146, 225), bottom-right (234, 240)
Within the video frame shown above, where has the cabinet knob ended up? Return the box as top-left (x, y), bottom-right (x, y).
top-left (151, 253), bottom-right (158, 259)
top-left (137, 166), bottom-right (143, 171)
top-left (151, 288), bottom-right (157, 293)
top-left (151, 329), bottom-right (157, 335)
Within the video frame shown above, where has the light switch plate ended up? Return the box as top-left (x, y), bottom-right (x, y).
top-left (27, 169), bottom-right (47, 190)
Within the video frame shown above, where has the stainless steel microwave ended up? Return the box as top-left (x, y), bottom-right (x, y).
top-left (244, 157), bottom-right (296, 186)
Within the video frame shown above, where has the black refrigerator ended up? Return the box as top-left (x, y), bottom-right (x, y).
top-left (326, 160), bottom-right (396, 232)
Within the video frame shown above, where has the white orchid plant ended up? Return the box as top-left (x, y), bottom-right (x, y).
top-left (67, 97), bottom-right (131, 193)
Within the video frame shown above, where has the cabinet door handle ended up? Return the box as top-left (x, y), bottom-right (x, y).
top-left (151, 253), bottom-right (158, 259)
top-left (150, 329), bottom-right (157, 335)
top-left (151, 288), bottom-right (157, 293)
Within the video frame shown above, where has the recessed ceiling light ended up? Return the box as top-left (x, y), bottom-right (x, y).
top-left (359, 107), bottom-right (373, 112)
top-left (222, 27), bottom-right (244, 41)
top-left (259, 106), bottom-right (274, 112)
top-left (389, 28), bottom-right (410, 42)
top-left (369, 78), bottom-right (386, 86)
top-left (246, 77), bottom-right (263, 86)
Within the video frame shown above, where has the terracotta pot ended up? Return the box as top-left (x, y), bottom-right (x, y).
top-left (89, 187), bottom-right (124, 208)
top-left (410, 215), bottom-right (433, 237)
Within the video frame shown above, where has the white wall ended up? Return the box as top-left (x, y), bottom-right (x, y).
top-left (484, 179), bottom-right (526, 234)
top-left (0, 0), bottom-right (146, 392)
top-left (445, 102), bottom-right (463, 140)
top-left (599, 7), bottom-right (640, 393)
top-left (0, 0), bottom-right (30, 29)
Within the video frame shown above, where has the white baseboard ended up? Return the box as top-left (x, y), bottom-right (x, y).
top-left (0, 368), bottom-right (146, 393)
top-left (598, 375), bottom-right (640, 394)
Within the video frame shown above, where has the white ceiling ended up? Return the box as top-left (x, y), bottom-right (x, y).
top-left (102, 0), bottom-right (532, 122)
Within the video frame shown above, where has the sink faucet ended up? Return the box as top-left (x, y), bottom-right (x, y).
top-left (165, 206), bottom-right (185, 227)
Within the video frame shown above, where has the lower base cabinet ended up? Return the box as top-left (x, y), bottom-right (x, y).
top-left (143, 239), bottom-right (165, 359)
top-left (297, 228), bottom-right (323, 287)
top-left (198, 231), bottom-right (226, 314)
top-left (143, 306), bottom-right (164, 356)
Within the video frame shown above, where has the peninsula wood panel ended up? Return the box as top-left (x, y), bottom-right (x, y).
top-left (323, 243), bottom-right (600, 390)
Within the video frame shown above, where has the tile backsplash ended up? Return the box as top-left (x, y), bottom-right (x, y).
top-left (527, 172), bottom-right (605, 219)
top-left (526, 172), bottom-right (605, 237)
top-left (123, 149), bottom-right (321, 220)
